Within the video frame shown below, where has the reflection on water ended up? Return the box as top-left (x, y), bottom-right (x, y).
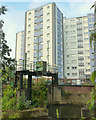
top-left (48, 104), bottom-right (81, 119)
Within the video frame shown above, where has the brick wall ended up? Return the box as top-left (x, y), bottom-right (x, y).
top-left (47, 85), bottom-right (94, 105)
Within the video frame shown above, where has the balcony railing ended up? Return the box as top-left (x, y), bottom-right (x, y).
top-left (78, 57), bottom-right (84, 60)
top-left (34, 31), bottom-right (43, 37)
top-left (39, 44), bottom-right (43, 50)
top-left (78, 63), bottom-right (84, 66)
top-left (34, 17), bottom-right (43, 24)
top-left (78, 45), bottom-right (83, 48)
top-left (35, 11), bottom-right (43, 17)
top-left (34, 37), bottom-right (43, 44)
top-left (78, 40), bottom-right (83, 42)
top-left (34, 24), bottom-right (43, 30)
top-left (39, 52), bottom-right (43, 57)
top-left (34, 45), bottom-right (38, 50)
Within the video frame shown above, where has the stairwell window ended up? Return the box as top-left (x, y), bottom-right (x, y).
top-left (47, 33), bottom-right (50, 37)
top-left (47, 26), bottom-right (50, 29)
top-left (29, 12), bottom-right (31, 15)
top-left (47, 13), bottom-right (50, 15)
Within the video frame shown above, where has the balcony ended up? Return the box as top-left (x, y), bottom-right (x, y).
top-left (78, 51), bottom-right (84, 54)
top-left (35, 11), bottom-right (43, 17)
top-left (78, 57), bottom-right (84, 60)
top-left (58, 45), bottom-right (61, 50)
top-left (39, 44), bottom-right (43, 50)
top-left (34, 24), bottom-right (43, 30)
top-left (34, 53), bottom-right (37, 57)
top-left (34, 45), bottom-right (38, 50)
top-left (39, 52), bottom-right (43, 57)
top-left (35, 6), bottom-right (43, 12)
top-left (77, 34), bottom-right (82, 36)
top-left (34, 31), bottom-right (43, 37)
top-left (58, 53), bottom-right (61, 58)
top-left (78, 40), bottom-right (83, 42)
top-left (34, 37), bottom-right (43, 44)
top-left (78, 63), bottom-right (84, 66)
top-left (78, 45), bottom-right (83, 48)
top-left (34, 17), bottom-right (43, 24)
top-left (91, 54), bottom-right (96, 60)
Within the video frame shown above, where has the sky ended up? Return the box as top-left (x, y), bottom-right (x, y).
top-left (0, 0), bottom-right (95, 58)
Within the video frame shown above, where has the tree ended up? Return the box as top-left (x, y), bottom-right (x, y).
top-left (90, 3), bottom-right (96, 49)
top-left (0, 6), bottom-right (15, 83)
top-left (87, 3), bottom-right (96, 112)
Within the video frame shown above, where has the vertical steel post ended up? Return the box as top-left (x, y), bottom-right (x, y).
top-left (25, 53), bottom-right (27, 70)
top-left (37, 38), bottom-right (39, 61)
top-left (23, 60), bottom-right (24, 70)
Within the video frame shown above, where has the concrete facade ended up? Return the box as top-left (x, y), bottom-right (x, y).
top-left (25, 3), bottom-right (64, 78)
top-left (63, 16), bottom-right (91, 84)
top-left (15, 31), bottom-right (25, 70)
top-left (88, 13), bottom-right (96, 74)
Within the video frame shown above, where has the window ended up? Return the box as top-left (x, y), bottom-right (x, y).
top-left (47, 6), bottom-right (50, 8)
top-left (67, 67), bottom-right (69, 69)
top-left (66, 37), bottom-right (69, 40)
top-left (28, 51), bottom-right (30, 53)
top-left (66, 31), bottom-right (68, 34)
top-left (67, 73), bottom-right (70, 75)
top-left (71, 42), bottom-right (76, 44)
top-left (28, 18), bottom-right (31, 21)
top-left (72, 73), bottom-right (77, 76)
top-left (72, 67), bottom-right (77, 69)
top-left (47, 19), bottom-right (50, 22)
top-left (71, 48), bottom-right (76, 50)
top-left (28, 24), bottom-right (31, 27)
top-left (67, 48), bottom-right (69, 51)
top-left (86, 69), bottom-right (90, 71)
top-left (47, 33), bottom-right (50, 37)
top-left (66, 43), bottom-right (69, 45)
top-left (84, 38), bottom-right (88, 40)
top-left (28, 44), bottom-right (30, 46)
top-left (47, 13), bottom-right (50, 15)
top-left (71, 30), bottom-right (75, 33)
top-left (29, 12), bottom-right (31, 15)
top-left (67, 60), bottom-right (69, 64)
top-left (70, 25), bottom-right (75, 27)
top-left (84, 32), bottom-right (88, 35)
top-left (84, 26), bottom-right (88, 29)
top-left (47, 26), bottom-right (50, 29)
top-left (67, 55), bottom-right (69, 58)
top-left (71, 36), bottom-right (76, 38)
top-left (28, 31), bottom-right (30, 34)
top-left (71, 54), bottom-right (76, 57)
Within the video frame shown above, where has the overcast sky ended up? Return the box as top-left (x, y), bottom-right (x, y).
top-left (0, 0), bottom-right (95, 58)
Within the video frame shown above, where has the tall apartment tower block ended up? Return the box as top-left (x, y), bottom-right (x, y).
top-left (25, 3), bottom-right (64, 78)
top-left (87, 13), bottom-right (96, 74)
top-left (15, 2), bottom-right (96, 82)
top-left (63, 16), bottom-right (91, 84)
top-left (15, 31), bottom-right (25, 70)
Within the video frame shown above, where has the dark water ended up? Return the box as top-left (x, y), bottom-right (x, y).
top-left (48, 104), bottom-right (82, 119)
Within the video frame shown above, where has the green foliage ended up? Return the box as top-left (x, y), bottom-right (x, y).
top-left (87, 71), bottom-right (96, 110)
top-left (32, 78), bottom-right (48, 108)
top-left (90, 71), bottom-right (96, 85)
top-left (56, 109), bottom-right (59, 118)
top-left (81, 117), bottom-right (86, 120)
top-left (91, 117), bottom-right (96, 120)
top-left (9, 112), bottom-right (20, 119)
top-left (90, 32), bottom-right (96, 50)
top-left (16, 91), bottom-right (25, 110)
top-left (2, 85), bottom-right (17, 110)
top-left (0, 6), bottom-right (15, 84)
